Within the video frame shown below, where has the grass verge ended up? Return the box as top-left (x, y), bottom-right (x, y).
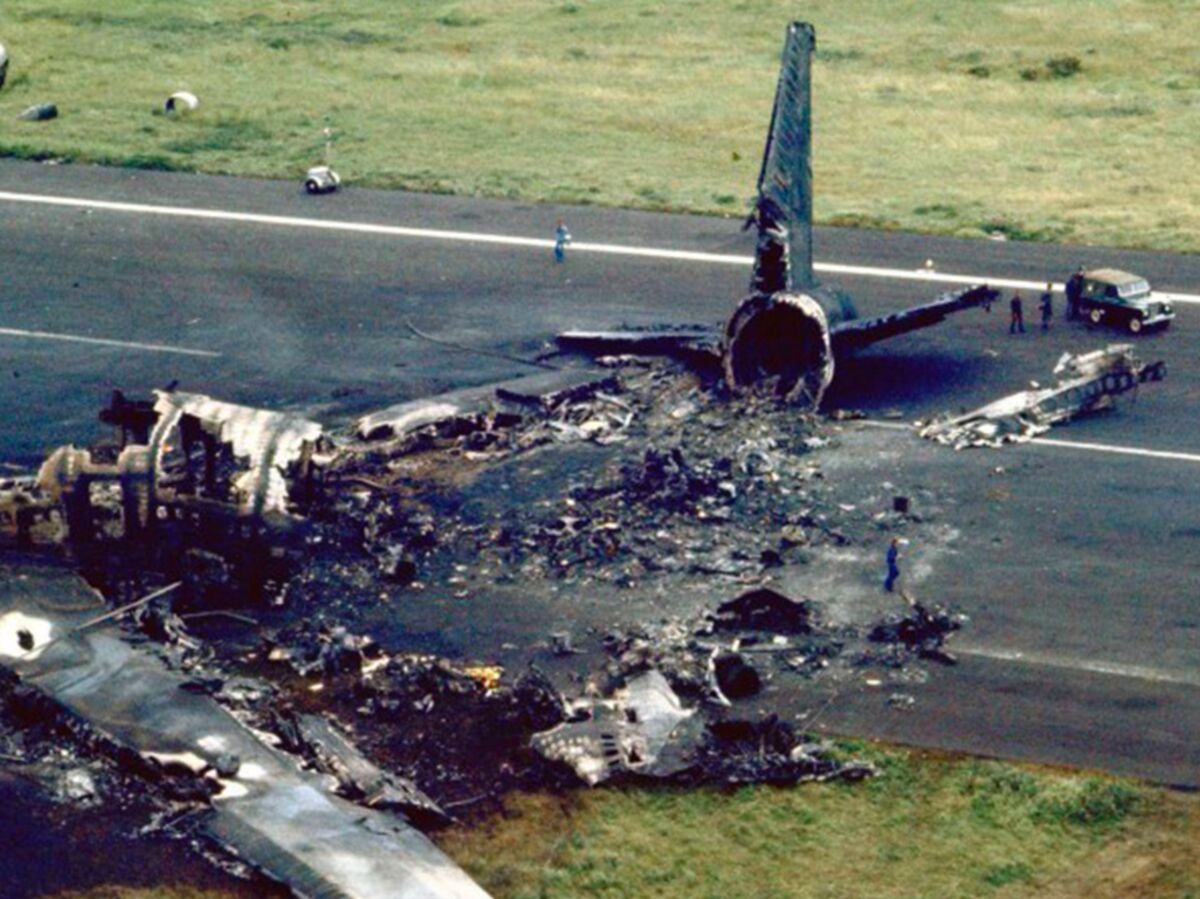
top-left (0, 1), bottom-right (1198, 251)
top-left (35, 746), bottom-right (1200, 898)
top-left (438, 745), bottom-right (1200, 899)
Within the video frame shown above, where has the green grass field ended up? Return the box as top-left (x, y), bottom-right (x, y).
top-left (437, 747), bottom-right (1200, 899)
top-left (45, 747), bottom-right (1200, 899)
top-left (1, 0), bottom-right (1197, 251)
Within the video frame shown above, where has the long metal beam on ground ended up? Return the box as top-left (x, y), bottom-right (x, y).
top-left (0, 566), bottom-right (491, 899)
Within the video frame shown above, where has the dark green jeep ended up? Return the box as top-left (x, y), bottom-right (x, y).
top-left (1070, 268), bottom-right (1174, 334)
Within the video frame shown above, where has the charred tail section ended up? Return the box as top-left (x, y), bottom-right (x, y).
top-left (724, 285), bottom-right (855, 406)
top-left (726, 22), bottom-right (850, 408)
top-left (748, 21), bottom-right (816, 294)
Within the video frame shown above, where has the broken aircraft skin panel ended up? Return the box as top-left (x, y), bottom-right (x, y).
top-left (557, 21), bottom-right (999, 408)
top-left (17, 391), bottom-right (328, 551)
top-left (356, 368), bottom-right (618, 442)
top-left (0, 566), bottom-right (492, 899)
top-left (149, 390), bottom-right (325, 518)
top-left (530, 670), bottom-right (700, 786)
top-left (919, 344), bottom-right (1167, 448)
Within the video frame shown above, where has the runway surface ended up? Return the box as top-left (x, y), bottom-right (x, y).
top-left (2, 159), bottom-right (1199, 785)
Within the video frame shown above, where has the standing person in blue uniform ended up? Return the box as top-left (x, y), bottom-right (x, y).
top-left (884, 537), bottom-right (902, 592)
top-left (554, 219), bottom-right (571, 263)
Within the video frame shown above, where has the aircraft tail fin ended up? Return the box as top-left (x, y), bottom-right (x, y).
top-left (748, 22), bottom-right (815, 296)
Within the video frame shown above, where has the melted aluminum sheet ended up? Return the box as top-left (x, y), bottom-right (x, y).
top-left (0, 565), bottom-right (490, 899)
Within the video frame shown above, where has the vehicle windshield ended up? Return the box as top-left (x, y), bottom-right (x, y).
top-left (1116, 279), bottom-right (1150, 299)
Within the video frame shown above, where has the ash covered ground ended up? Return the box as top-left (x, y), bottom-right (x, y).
top-left (1, 358), bottom-right (966, 884)
top-left (151, 361), bottom-right (959, 812)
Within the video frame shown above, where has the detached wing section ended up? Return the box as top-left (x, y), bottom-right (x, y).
top-left (831, 284), bottom-right (998, 354)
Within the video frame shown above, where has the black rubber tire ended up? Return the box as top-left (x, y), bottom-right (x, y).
top-left (1128, 316), bottom-right (1143, 334)
top-left (1090, 308), bottom-right (1103, 325)
top-left (305, 180), bottom-right (320, 195)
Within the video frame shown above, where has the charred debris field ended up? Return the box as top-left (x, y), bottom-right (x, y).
top-left (2, 357), bottom-right (1197, 898)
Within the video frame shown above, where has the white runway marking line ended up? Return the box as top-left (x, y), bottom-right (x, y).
top-left (2, 190), bottom-right (1199, 303)
top-left (858, 420), bottom-right (1200, 464)
top-left (1031, 436), bottom-right (1200, 464)
top-left (0, 327), bottom-right (220, 358)
top-left (956, 645), bottom-right (1200, 689)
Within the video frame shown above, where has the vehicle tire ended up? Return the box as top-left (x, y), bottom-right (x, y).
top-left (1128, 316), bottom-right (1143, 334)
top-left (1089, 308), bottom-right (1103, 325)
top-left (305, 180), bottom-right (320, 195)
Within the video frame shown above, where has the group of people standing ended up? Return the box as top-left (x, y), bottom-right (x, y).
top-left (1008, 283), bottom-right (1055, 334)
top-left (1008, 268), bottom-right (1085, 334)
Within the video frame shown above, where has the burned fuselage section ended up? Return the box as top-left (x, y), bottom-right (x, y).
top-left (724, 23), bottom-right (1000, 405)
top-left (5, 391), bottom-right (329, 594)
top-left (723, 22), bottom-right (844, 406)
top-left (558, 22), bottom-right (998, 407)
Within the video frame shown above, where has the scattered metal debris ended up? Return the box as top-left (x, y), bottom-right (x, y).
top-left (920, 344), bottom-right (1167, 448)
top-left (0, 567), bottom-right (491, 898)
top-left (691, 717), bottom-right (876, 786)
top-left (1, 350), bottom-right (964, 894)
top-left (164, 91), bottom-right (199, 114)
top-left (532, 671), bottom-right (873, 788)
top-left (868, 596), bottom-right (962, 665)
top-left (17, 102), bottom-right (57, 121)
top-left (304, 165), bottom-right (341, 195)
top-left (531, 670), bottom-right (699, 785)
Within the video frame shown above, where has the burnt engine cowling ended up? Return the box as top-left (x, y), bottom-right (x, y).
top-left (723, 284), bottom-right (857, 408)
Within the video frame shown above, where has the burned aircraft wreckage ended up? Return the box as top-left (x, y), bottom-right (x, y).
top-left (920, 344), bottom-right (1167, 448)
top-left (0, 22), bottom-right (1007, 587)
top-left (1, 19), bottom-right (1164, 899)
top-left (560, 21), bottom-right (1000, 407)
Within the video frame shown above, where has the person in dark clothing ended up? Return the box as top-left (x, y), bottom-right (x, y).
top-left (553, 219), bottom-right (571, 263)
top-left (1039, 284), bottom-right (1053, 331)
top-left (884, 537), bottom-right (901, 592)
top-left (1009, 291), bottom-right (1025, 334)
top-left (1065, 267), bottom-right (1084, 320)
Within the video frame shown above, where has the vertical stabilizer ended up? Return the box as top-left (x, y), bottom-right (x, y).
top-left (749, 22), bottom-right (815, 295)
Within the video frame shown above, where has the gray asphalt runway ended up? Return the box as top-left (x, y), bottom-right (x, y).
top-left (2, 159), bottom-right (1199, 785)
